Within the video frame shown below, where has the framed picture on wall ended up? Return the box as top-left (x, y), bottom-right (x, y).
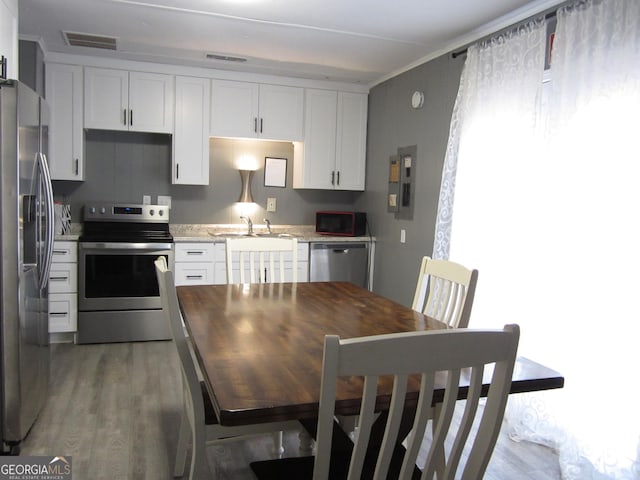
top-left (264, 157), bottom-right (287, 187)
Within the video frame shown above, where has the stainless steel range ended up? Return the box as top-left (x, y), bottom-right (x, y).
top-left (77, 203), bottom-right (173, 343)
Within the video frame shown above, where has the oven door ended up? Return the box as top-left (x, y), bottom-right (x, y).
top-left (78, 242), bottom-right (174, 311)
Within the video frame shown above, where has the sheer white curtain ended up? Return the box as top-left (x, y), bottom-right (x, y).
top-left (433, 0), bottom-right (640, 478)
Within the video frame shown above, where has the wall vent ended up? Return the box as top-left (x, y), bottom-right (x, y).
top-left (63, 31), bottom-right (118, 50)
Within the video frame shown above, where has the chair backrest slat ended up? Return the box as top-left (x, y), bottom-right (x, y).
top-left (312, 325), bottom-right (520, 480)
top-left (225, 237), bottom-right (298, 284)
top-left (412, 256), bottom-right (478, 328)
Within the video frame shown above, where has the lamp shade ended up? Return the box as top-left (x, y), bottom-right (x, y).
top-left (238, 169), bottom-right (254, 203)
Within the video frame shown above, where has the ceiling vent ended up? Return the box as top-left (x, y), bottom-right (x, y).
top-left (63, 31), bottom-right (118, 50)
top-left (206, 53), bottom-right (247, 63)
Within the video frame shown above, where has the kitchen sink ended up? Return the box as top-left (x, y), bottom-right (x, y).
top-left (255, 232), bottom-right (296, 238)
top-left (209, 232), bottom-right (297, 238)
top-left (210, 232), bottom-right (252, 237)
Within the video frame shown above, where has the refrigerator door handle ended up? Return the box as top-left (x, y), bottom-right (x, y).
top-left (37, 152), bottom-right (55, 290)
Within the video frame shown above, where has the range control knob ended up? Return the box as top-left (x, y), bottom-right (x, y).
top-left (100, 207), bottom-right (106, 214)
top-left (158, 209), bottom-right (164, 217)
top-left (89, 206), bottom-right (96, 214)
top-left (149, 209), bottom-right (155, 216)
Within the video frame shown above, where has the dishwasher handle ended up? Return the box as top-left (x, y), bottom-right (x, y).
top-left (311, 243), bottom-right (367, 252)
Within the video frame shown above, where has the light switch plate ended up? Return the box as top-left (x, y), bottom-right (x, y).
top-left (266, 197), bottom-right (276, 212)
top-left (158, 195), bottom-right (172, 207)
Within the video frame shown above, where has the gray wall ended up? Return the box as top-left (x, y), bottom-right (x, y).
top-left (355, 53), bottom-right (465, 307)
top-left (53, 134), bottom-right (359, 226)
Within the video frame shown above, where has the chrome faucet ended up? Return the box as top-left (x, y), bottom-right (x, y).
top-left (263, 218), bottom-right (272, 234)
top-left (240, 215), bottom-right (253, 235)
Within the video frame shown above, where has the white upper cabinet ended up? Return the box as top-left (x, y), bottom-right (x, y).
top-left (0, 0), bottom-right (18, 79)
top-left (257, 83), bottom-right (304, 141)
top-left (335, 92), bottom-right (368, 190)
top-left (84, 67), bottom-right (174, 133)
top-left (46, 63), bottom-right (84, 180)
top-left (294, 90), bottom-right (368, 191)
top-left (210, 79), bottom-right (303, 141)
top-left (295, 89), bottom-right (338, 189)
top-left (173, 76), bottom-right (210, 185)
top-left (210, 80), bottom-right (258, 138)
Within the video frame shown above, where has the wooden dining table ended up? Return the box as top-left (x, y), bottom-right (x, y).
top-left (176, 281), bottom-right (564, 431)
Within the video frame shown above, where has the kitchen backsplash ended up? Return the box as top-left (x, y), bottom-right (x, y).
top-left (53, 133), bottom-right (360, 226)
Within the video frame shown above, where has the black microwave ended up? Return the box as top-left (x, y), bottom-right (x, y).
top-left (315, 211), bottom-right (367, 236)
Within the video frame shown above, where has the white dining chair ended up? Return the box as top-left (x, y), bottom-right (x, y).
top-left (154, 257), bottom-right (299, 480)
top-left (224, 236), bottom-right (299, 454)
top-left (251, 325), bottom-right (519, 480)
top-left (412, 256), bottom-right (478, 328)
top-left (225, 236), bottom-right (298, 284)
top-left (339, 256), bottom-right (478, 446)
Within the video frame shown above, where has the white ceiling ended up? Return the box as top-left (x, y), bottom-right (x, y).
top-left (18, 0), bottom-right (562, 86)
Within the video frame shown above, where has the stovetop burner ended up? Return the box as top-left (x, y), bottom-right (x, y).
top-left (79, 203), bottom-right (172, 243)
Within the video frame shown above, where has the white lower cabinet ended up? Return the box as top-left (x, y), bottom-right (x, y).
top-left (175, 241), bottom-right (309, 285)
top-left (49, 294), bottom-right (78, 334)
top-left (48, 241), bottom-right (78, 334)
top-left (174, 242), bottom-right (216, 286)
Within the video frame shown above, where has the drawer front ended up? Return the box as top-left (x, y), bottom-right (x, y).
top-left (174, 242), bottom-right (216, 262)
top-left (49, 263), bottom-right (78, 293)
top-left (49, 293), bottom-right (78, 333)
top-left (52, 241), bottom-right (78, 263)
top-left (175, 263), bottom-right (215, 286)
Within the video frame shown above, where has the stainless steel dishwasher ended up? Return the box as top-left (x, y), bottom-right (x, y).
top-left (309, 242), bottom-right (369, 288)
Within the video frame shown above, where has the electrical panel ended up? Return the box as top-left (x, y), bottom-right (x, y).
top-left (387, 145), bottom-right (416, 220)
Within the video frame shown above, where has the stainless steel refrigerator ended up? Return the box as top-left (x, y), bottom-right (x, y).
top-left (0, 79), bottom-right (54, 454)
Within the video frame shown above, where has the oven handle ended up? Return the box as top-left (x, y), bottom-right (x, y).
top-left (79, 242), bottom-right (173, 251)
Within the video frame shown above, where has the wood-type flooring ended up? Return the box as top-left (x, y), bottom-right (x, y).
top-left (21, 341), bottom-right (561, 479)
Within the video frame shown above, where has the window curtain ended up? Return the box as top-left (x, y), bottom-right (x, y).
top-left (433, 0), bottom-right (640, 478)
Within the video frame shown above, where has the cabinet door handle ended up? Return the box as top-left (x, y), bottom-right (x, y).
top-left (49, 276), bottom-right (69, 281)
top-left (130, 109), bottom-right (133, 126)
top-left (52, 250), bottom-right (68, 255)
top-left (331, 171), bottom-right (335, 185)
top-left (186, 251), bottom-right (204, 255)
top-left (260, 118), bottom-right (263, 133)
top-left (176, 164), bottom-right (179, 179)
top-left (123, 109), bottom-right (127, 125)
top-left (74, 158), bottom-right (79, 176)
top-left (50, 312), bottom-right (69, 317)
top-left (186, 275), bottom-right (203, 279)
top-left (336, 171), bottom-right (340, 186)
top-left (254, 117), bottom-right (257, 133)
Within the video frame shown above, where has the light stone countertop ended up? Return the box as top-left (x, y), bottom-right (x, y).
top-left (54, 234), bottom-right (80, 241)
top-left (53, 224), bottom-right (375, 243)
top-left (55, 223), bottom-right (82, 241)
top-left (171, 224), bottom-right (374, 243)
